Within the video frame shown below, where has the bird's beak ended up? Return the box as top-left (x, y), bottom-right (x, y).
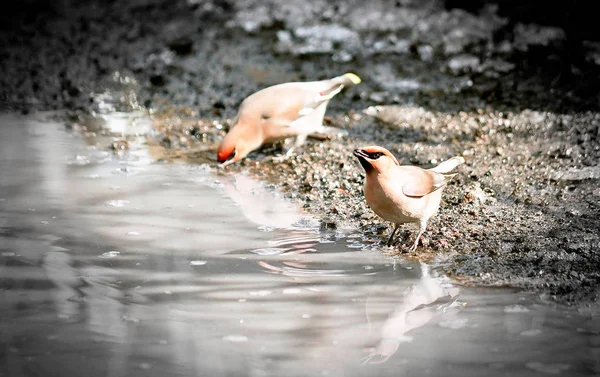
top-left (353, 149), bottom-right (373, 172)
top-left (353, 149), bottom-right (369, 159)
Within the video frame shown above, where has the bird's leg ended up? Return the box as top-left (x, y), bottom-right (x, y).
top-left (271, 154), bottom-right (291, 163)
top-left (386, 224), bottom-right (400, 247)
top-left (286, 134), bottom-right (307, 156)
top-left (273, 134), bottom-right (307, 163)
top-left (409, 221), bottom-right (427, 252)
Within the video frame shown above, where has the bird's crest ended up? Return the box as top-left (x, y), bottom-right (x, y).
top-left (361, 146), bottom-right (399, 165)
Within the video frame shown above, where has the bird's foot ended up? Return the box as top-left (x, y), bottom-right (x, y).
top-left (271, 154), bottom-right (292, 163)
top-left (386, 224), bottom-right (400, 247)
top-left (408, 235), bottom-right (427, 252)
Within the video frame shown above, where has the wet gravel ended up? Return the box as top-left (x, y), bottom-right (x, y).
top-left (1, 0), bottom-right (599, 308)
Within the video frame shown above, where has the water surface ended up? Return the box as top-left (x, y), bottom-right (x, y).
top-left (0, 113), bottom-right (598, 377)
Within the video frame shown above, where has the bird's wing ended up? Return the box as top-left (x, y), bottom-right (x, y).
top-left (260, 106), bottom-right (325, 140)
top-left (400, 167), bottom-right (447, 198)
top-left (250, 80), bottom-right (346, 131)
top-left (297, 83), bottom-right (346, 116)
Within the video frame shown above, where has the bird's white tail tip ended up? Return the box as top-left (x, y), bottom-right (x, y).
top-left (430, 156), bottom-right (465, 174)
top-left (343, 72), bottom-right (361, 85)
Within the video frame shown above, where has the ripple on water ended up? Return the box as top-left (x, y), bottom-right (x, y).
top-left (190, 260), bottom-right (207, 266)
top-left (99, 251), bottom-right (120, 258)
top-left (68, 155), bottom-right (90, 165)
top-left (114, 166), bottom-right (146, 176)
top-left (222, 335), bottom-right (248, 342)
top-left (520, 329), bottom-right (542, 336)
top-left (250, 248), bottom-right (286, 256)
top-left (67, 151), bottom-right (111, 166)
top-left (258, 260), bottom-right (348, 277)
top-left (248, 290), bottom-right (272, 297)
top-left (525, 362), bottom-right (571, 374)
top-left (438, 317), bottom-right (470, 329)
top-left (106, 200), bottom-right (130, 207)
top-left (504, 304), bottom-right (530, 313)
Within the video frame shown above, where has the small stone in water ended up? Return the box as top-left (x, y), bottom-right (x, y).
top-left (347, 243), bottom-right (364, 248)
top-left (257, 225), bottom-right (275, 232)
top-left (190, 260), bottom-right (207, 266)
top-left (319, 238), bottom-right (335, 244)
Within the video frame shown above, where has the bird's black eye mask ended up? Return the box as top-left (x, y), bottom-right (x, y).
top-left (353, 149), bottom-right (384, 172)
top-left (365, 152), bottom-right (383, 159)
top-left (353, 150), bottom-right (384, 159)
top-left (353, 149), bottom-right (385, 161)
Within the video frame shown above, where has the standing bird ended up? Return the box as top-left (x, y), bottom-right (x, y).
top-left (353, 146), bottom-right (464, 252)
top-left (217, 73), bottom-right (361, 166)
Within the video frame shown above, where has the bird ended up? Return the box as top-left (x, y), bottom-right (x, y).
top-left (217, 72), bottom-right (361, 166)
top-left (353, 146), bottom-right (464, 252)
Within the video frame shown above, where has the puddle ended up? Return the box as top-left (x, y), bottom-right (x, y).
top-left (0, 112), bottom-right (599, 377)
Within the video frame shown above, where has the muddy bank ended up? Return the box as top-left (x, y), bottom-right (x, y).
top-left (1, 0), bottom-right (599, 307)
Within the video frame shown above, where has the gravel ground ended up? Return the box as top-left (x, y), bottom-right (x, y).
top-left (1, 0), bottom-right (599, 309)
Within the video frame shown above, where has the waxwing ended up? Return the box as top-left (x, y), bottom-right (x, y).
top-left (353, 146), bottom-right (464, 251)
top-left (217, 72), bottom-right (361, 166)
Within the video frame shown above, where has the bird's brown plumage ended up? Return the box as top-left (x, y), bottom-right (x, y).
top-left (353, 146), bottom-right (464, 251)
top-left (217, 73), bottom-right (361, 166)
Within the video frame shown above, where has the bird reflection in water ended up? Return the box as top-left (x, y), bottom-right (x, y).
top-left (361, 263), bottom-right (464, 365)
top-left (218, 172), bottom-right (314, 231)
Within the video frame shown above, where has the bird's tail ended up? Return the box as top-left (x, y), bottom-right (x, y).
top-left (429, 156), bottom-right (465, 174)
top-left (332, 72), bottom-right (362, 87)
top-left (314, 73), bottom-right (361, 103)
